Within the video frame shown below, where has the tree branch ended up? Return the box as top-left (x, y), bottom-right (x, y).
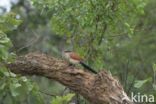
top-left (6, 53), bottom-right (133, 104)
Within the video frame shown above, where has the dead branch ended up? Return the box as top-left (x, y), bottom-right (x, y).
top-left (6, 53), bottom-right (133, 104)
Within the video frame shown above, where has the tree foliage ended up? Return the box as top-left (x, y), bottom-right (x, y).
top-left (0, 12), bottom-right (44, 104)
top-left (0, 0), bottom-right (156, 103)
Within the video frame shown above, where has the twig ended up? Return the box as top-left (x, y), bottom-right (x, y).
top-left (39, 90), bottom-right (58, 97)
top-left (16, 31), bottom-right (40, 53)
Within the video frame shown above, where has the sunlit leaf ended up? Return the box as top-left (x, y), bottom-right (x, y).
top-left (51, 93), bottom-right (75, 104)
top-left (134, 78), bottom-right (151, 88)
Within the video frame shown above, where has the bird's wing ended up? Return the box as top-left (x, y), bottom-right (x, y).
top-left (70, 52), bottom-right (83, 61)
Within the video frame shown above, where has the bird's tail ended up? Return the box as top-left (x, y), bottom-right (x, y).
top-left (80, 61), bottom-right (97, 74)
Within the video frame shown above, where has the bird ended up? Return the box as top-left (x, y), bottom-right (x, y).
top-left (63, 50), bottom-right (97, 74)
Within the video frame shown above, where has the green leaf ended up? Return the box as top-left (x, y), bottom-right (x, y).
top-left (51, 93), bottom-right (75, 104)
top-left (0, 12), bottom-right (22, 32)
top-left (21, 76), bottom-right (28, 82)
top-left (0, 31), bottom-right (12, 61)
top-left (0, 83), bottom-right (6, 90)
top-left (0, 31), bottom-right (12, 46)
top-left (51, 96), bottom-right (62, 104)
top-left (63, 93), bottom-right (75, 102)
top-left (14, 83), bottom-right (22, 88)
top-left (153, 64), bottom-right (156, 72)
top-left (134, 78), bottom-right (151, 88)
top-left (10, 83), bottom-right (20, 97)
top-left (153, 84), bottom-right (156, 91)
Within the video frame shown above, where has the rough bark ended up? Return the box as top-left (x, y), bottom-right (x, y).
top-left (6, 53), bottom-right (133, 104)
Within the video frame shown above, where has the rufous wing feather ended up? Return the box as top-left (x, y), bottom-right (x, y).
top-left (70, 52), bottom-right (83, 61)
